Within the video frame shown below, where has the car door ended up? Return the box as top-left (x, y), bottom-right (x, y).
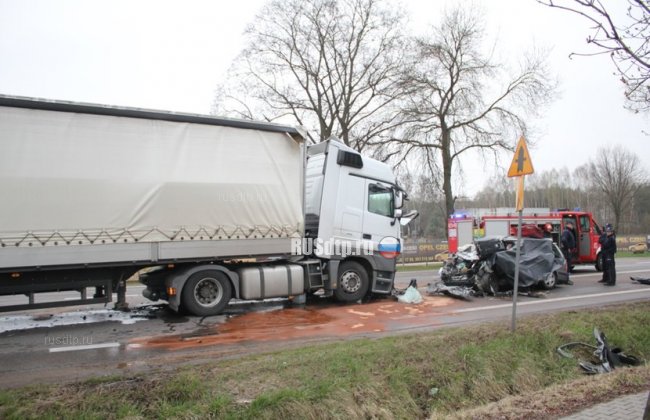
top-left (578, 214), bottom-right (592, 260)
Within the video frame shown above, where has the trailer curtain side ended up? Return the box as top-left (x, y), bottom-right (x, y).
top-left (0, 105), bottom-right (303, 268)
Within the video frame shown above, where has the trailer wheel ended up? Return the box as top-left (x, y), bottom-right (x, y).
top-left (181, 270), bottom-right (232, 316)
top-left (334, 261), bottom-right (369, 303)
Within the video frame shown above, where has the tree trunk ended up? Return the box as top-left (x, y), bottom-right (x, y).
top-left (441, 126), bottom-right (454, 217)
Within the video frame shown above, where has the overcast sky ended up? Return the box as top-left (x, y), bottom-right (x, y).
top-left (1, 0), bottom-right (648, 197)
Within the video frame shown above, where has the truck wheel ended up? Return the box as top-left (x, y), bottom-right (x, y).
top-left (595, 253), bottom-right (603, 272)
top-left (334, 261), bottom-right (370, 303)
top-left (181, 270), bottom-right (232, 316)
top-left (541, 272), bottom-right (557, 290)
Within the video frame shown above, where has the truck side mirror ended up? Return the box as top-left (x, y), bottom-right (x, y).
top-left (390, 208), bottom-right (403, 226)
top-left (394, 190), bottom-right (404, 209)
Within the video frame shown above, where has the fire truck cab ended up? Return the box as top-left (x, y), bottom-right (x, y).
top-left (448, 209), bottom-right (604, 271)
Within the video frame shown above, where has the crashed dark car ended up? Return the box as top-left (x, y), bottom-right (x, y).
top-left (439, 237), bottom-right (570, 294)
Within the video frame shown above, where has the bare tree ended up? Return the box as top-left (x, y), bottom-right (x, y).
top-left (537, 0), bottom-right (650, 112)
top-left (388, 6), bottom-right (555, 217)
top-left (582, 146), bottom-right (646, 230)
top-left (213, 0), bottom-right (409, 151)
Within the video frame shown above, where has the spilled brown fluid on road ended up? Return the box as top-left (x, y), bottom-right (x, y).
top-left (129, 296), bottom-right (458, 351)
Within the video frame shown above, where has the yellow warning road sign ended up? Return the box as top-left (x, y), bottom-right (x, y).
top-left (507, 136), bottom-right (534, 177)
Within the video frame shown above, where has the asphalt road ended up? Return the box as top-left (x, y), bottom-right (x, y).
top-left (1, 258), bottom-right (649, 388)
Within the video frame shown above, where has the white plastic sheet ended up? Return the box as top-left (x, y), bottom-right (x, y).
top-left (397, 285), bottom-right (423, 304)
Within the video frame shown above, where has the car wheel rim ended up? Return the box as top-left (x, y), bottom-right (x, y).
top-left (194, 277), bottom-right (223, 308)
top-left (544, 273), bottom-right (556, 288)
top-left (340, 270), bottom-right (361, 294)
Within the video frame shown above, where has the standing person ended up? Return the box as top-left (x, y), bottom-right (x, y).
top-left (561, 221), bottom-right (576, 272)
top-left (599, 223), bottom-right (617, 286)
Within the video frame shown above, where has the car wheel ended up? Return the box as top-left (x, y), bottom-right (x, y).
top-left (541, 272), bottom-right (557, 290)
top-left (334, 261), bottom-right (370, 303)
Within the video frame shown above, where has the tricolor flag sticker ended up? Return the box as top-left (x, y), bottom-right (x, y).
top-left (378, 237), bottom-right (401, 259)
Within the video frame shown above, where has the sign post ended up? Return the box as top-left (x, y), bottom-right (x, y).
top-left (507, 136), bottom-right (534, 332)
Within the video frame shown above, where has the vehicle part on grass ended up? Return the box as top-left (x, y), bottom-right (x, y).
top-left (631, 276), bottom-right (650, 285)
top-left (556, 327), bottom-right (641, 374)
top-left (426, 282), bottom-right (473, 301)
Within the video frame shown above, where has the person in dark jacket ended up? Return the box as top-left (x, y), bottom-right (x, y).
top-left (598, 223), bottom-right (617, 285)
top-left (561, 221), bottom-right (576, 272)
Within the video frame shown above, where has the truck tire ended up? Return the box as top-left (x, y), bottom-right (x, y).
top-left (334, 261), bottom-right (370, 303)
top-left (181, 270), bottom-right (232, 316)
top-left (595, 253), bottom-right (603, 272)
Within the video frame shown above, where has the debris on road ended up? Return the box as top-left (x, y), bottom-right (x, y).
top-left (395, 279), bottom-right (423, 304)
top-left (426, 282), bottom-right (473, 301)
top-left (631, 276), bottom-right (650, 285)
top-left (557, 327), bottom-right (641, 374)
top-left (0, 307), bottom-right (157, 334)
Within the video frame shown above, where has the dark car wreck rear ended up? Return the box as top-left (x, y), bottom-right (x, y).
top-left (438, 237), bottom-right (570, 295)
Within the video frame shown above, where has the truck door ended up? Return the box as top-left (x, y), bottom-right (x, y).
top-left (362, 180), bottom-right (399, 250)
top-left (333, 174), bottom-right (365, 241)
top-left (578, 214), bottom-right (592, 259)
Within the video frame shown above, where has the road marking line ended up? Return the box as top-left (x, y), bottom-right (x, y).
top-left (455, 288), bottom-right (650, 313)
top-left (49, 342), bottom-right (120, 353)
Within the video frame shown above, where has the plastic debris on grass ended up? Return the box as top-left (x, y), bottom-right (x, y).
top-left (557, 327), bottom-right (641, 374)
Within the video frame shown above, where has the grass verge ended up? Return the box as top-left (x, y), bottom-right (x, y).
top-left (617, 251), bottom-right (649, 258)
top-left (1, 302), bottom-right (649, 419)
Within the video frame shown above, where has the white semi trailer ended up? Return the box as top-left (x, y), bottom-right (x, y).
top-left (0, 95), bottom-right (415, 316)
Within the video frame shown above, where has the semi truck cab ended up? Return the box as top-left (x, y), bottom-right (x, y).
top-left (305, 140), bottom-right (405, 298)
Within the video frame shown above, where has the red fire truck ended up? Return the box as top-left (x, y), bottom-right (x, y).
top-left (448, 209), bottom-right (604, 271)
